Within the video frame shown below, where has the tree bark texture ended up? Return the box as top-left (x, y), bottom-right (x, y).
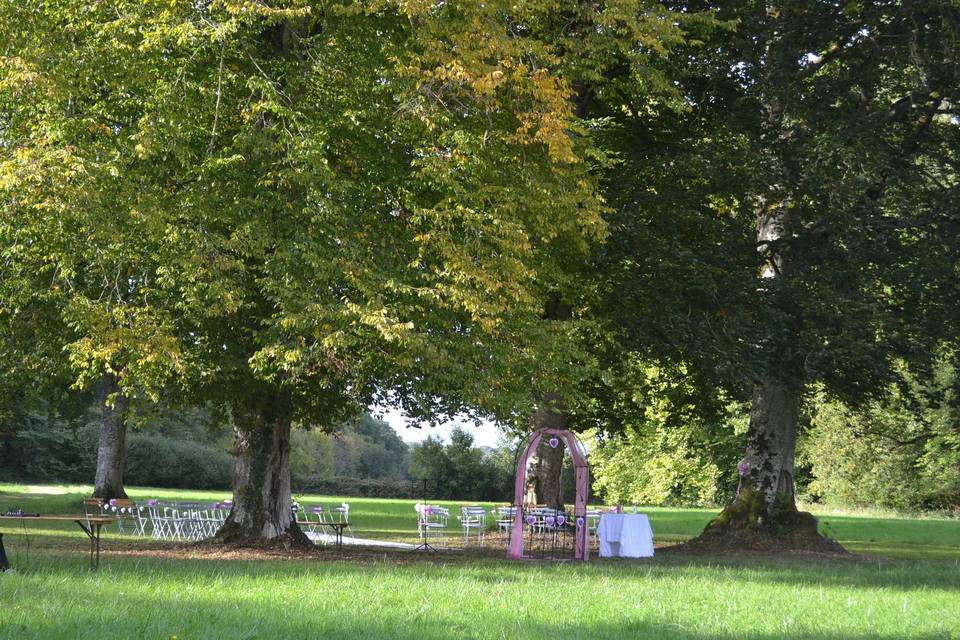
top-left (212, 389), bottom-right (310, 547)
top-left (524, 294), bottom-right (574, 509)
top-left (527, 392), bottom-right (567, 509)
top-left (740, 382), bottom-right (799, 507)
top-left (693, 380), bottom-right (844, 553)
top-left (92, 377), bottom-right (128, 501)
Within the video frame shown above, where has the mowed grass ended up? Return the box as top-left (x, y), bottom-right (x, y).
top-left (1, 484), bottom-right (959, 639)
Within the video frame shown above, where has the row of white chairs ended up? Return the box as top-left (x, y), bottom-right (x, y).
top-left (293, 502), bottom-right (353, 538)
top-left (499, 507), bottom-right (601, 538)
top-left (85, 498), bottom-right (230, 541)
top-left (143, 501), bottom-right (230, 541)
top-left (86, 498), bottom-right (354, 543)
top-left (416, 504), bottom-right (602, 547)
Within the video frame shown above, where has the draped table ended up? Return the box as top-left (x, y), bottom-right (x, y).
top-left (597, 513), bottom-right (654, 558)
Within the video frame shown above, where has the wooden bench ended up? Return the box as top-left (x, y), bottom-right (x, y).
top-left (0, 514), bottom-right (116, 570)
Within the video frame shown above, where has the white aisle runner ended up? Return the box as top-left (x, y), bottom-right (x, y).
top-left (305, 531), bottom-right (416, 549)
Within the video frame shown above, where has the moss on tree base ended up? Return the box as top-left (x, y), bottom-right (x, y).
top-left (209, 519), bottom-right (313, 550)
top-left (675, 488), bottom-right (849, 556)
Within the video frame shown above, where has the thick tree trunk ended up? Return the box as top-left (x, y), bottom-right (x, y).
top-left (740, 382), bottom-right (799, 508)
top-left (527, 392), bottom-right (567, 509)
top-left (690, 383), bottom-right (846, 554)
top-left (92, 377), bottom-right (128, 501)
top-left (686, 11), bottom-right (846, 552)
top-left (212, 389), bottom-right (310, 548)
top-left (525, 294), bottom-right (573, 509)
top-left (685, 196), bottom-right (846, 552)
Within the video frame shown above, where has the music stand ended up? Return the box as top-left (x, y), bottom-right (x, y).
top-left (413, 478), bottom-right (440, 552)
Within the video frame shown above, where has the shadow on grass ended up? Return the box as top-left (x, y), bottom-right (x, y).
top-left (4, 541), bottom-right (959, 596)
top-left (2, 574), bottom-right (956, 640)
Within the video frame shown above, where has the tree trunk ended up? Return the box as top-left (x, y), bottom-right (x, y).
top-left (691, 382), bottom-right (845, 553)
top-left (92, 377), bottom-right (128, 501)
top-left (525, 294), bottom-right (573, 509)
top-left (686, 184), bottom-right (846, 553)
top-left (212, 388), bottom-right (310, 548)
top-left (685, 5), bottom-right (846, 554)
top-left (527, 392), bottom-right (567, 510)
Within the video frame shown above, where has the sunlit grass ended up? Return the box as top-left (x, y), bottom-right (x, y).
top-left (2, 484), bottom-right (960, 639)
top-left (2, 550), bottom-right (959, 639)
top-left (3, 484), bottom-right (959, 559)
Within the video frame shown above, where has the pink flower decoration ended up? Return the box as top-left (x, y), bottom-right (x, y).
top-left (738, 461), bottom-right (750, 476)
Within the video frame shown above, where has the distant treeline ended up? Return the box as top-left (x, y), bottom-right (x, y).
top-left (2, 361), bottom-right (957, 512)
top-left (0, 397), bottom-right (521, 501)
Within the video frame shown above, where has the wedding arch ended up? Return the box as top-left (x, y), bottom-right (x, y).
top-left (508, 428), bottom-right (590, 561)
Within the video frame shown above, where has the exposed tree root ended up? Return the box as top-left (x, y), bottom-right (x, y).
top-left (209, 520), bottom-right (313, 550)
top-left (676, 489), bottom-right (849, 556)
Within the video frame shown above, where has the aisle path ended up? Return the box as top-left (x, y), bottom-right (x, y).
top-left (306, 531), bottom-right (416, 549)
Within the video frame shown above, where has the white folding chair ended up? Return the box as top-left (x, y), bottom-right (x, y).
top-left (586, 509), bottom-right (601, 546)
top-left (168, 506), bottom-right (189, 541)
top-left (106, 499), bottom-right (139, 535)
top-left (146, 501), bottom-right (175, 539)
top-left (304, 506), bottom-right (328, 535)
top-left (332, 503), bottom-right (352, 537)
top-left (416, 504), bottom-right (449, 548)
top-left (496, 506), bottom-right (517, 534)
top-left (211, 502), bottom-right (230, 529)
top-left (128, 502), bottom-right (149, 537)
top-left (459, 506), bottom-right (487, 545)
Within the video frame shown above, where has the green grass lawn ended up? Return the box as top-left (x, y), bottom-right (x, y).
top-left (2, 484), bottom-right (959, 639)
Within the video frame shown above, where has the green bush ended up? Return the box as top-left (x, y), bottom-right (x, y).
top-left (293, 475), bottom-right (418, 498)
top-left (799, 366), bottom-right (960, 513)
top-left (0, 426), bottom-right (97, 483)
top-left (124, 433), bottom-right (233, 490)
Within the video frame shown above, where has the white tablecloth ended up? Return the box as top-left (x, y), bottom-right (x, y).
top-left (597, 513), bottom-right (654, 558)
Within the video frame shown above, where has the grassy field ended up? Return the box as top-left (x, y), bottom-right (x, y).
top-left (1, 484), bottom-right (959, 639)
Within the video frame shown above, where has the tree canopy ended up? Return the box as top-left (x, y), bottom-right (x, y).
top-left (1, 0), bottom-right (957, 547)
top-left (0, 0), bottom-right (611, 543)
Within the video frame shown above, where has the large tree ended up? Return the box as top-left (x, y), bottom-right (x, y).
top-left (491, 0), bottom-right (729, 508)
top-left (0, 1), bottom-right (605, 545)
top-left (585, 0), bottom-right (959, 550)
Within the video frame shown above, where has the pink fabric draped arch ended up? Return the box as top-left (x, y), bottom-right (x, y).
top-left (508, 428), bottom-right (590, 561)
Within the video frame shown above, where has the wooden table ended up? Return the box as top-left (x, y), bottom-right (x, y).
top-left (0, 515), bottom-right (116, 570)
top-left (297, 520), bottom-right (349, 548)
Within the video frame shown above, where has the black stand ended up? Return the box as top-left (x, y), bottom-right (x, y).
top-left (413, 478), bottom-right (440, 552)
top-left (413, 535), bottom-right (437, 552)
top-left (0, 533), bottom-right (8, 571)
